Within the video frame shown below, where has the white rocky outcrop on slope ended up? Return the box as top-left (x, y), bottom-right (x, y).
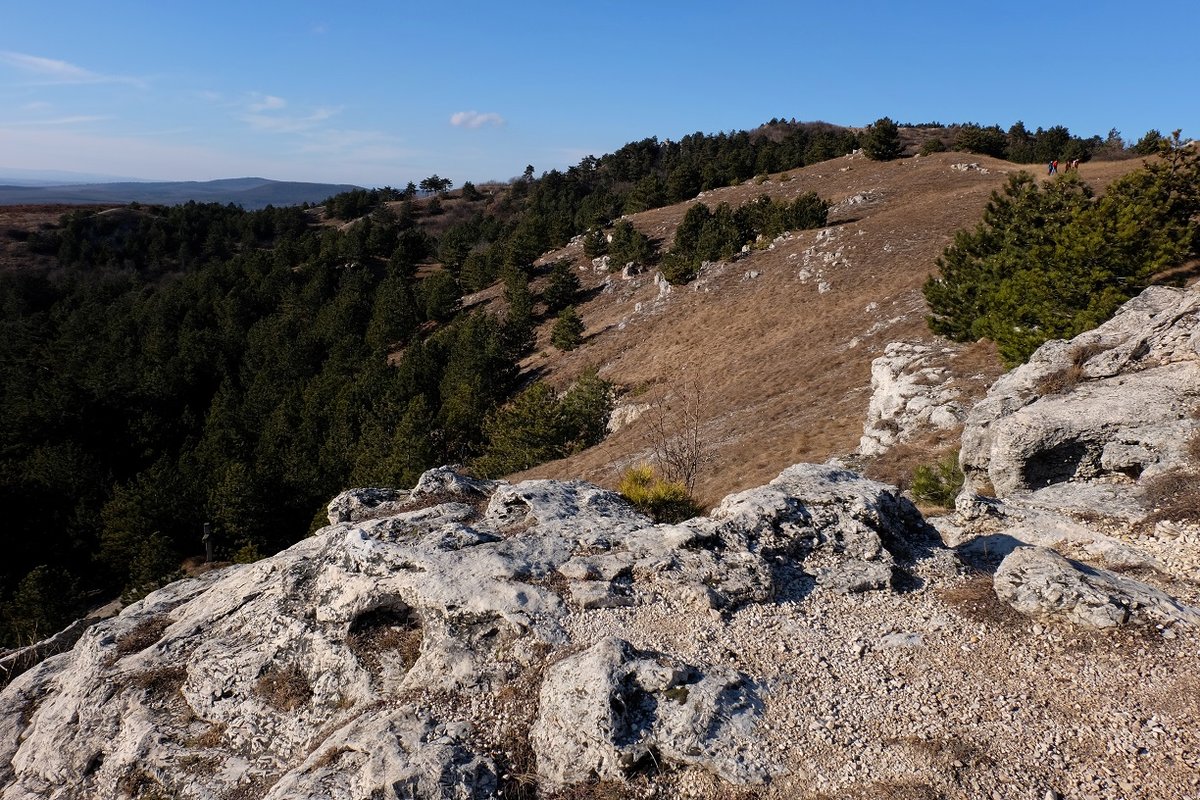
top-left (960, 284), bottom-right (1200, 497)
top-left (2, 459), bottom-right (1198, 799)
top-left (0, 464), bottom-right (946, 800)
top-left (858, 342), bottom-right (964, 456)
top-left (940, 284), bottom-right (1200, 596)
top-left (992, 546), bottom-right (1200, 630)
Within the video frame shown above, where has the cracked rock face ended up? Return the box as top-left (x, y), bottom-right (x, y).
top-left (0, 464), bottom-right (938, 800)
top-left (530, 637), bottom-right (767, 790)
top-left (993, 546), bottom-right (1200, 630)
top-left (960, 285), bottom-right (1200, 498)
top-left (858, 342), bottom-right (964, 457)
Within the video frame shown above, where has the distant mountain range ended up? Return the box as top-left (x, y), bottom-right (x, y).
top-left (0, 176), bottom-right (363, 210)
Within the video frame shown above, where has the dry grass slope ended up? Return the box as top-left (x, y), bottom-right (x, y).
top-left (515, 153), bottom-right (1143, 503)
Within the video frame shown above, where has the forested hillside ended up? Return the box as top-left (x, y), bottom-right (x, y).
top-left (0, 117), bottom-right (1177, 646)
top-left (0, 121), bottom-right (864, 644)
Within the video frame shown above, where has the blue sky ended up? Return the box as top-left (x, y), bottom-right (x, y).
top-left (1, 1), bottom-right (1196, 187)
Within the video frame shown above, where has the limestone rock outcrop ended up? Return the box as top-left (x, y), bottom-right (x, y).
top-left (0, 463), bottom-right (938, 800)
top-left (858, 342), bottom-right (964, 456)
top-left (993, 546), bottom-right (1200, 629)
top-left (530, 637), bottom-right (765, 790)
top-left (960, 285), bottom-right (1200, 498)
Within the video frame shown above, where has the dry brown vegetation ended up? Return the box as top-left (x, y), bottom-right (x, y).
top-left (936, 573), bottom-right (1021, 627)
top-left (116, 767), bottom-right (170, 800)
top-left (252, 664), bottom-right (312, 711)
top-left (186, 721), bottom-right (226, 749)
top-left (1035, 363), bottom-right (1085, 396)
top-left (346, 606), bottom-right (423, 675)
top-left (115, 616), bottom-right (172, 657)
top-left (1141, 468), bottom-right (1200, 523)
top-left (515, 153), bottom-right (1141, 501)
top-left (128, 665), bottom-right (187, 698)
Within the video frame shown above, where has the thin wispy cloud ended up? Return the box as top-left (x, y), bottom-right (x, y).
top-left (248, 94), bottom-right (287, 112)
top-left (450, 110), bottom-right (505, 129)
top-left (241, 105), bottom-right (340, 134)
top-left (0, 115), bottom-right (109, 127)
top-left (0, 50), bottom-right (144, 87)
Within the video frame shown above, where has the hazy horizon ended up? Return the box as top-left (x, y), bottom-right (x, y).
top-left (2, 1), bottom-right (1197, 187)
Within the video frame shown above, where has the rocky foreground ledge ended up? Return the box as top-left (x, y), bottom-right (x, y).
top-left (1, 463), bottom-right (1198, 800)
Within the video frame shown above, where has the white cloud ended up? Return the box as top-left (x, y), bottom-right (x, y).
top-left (0, 50), bottom-right (143, 86)
top-left (450, 110), bottom-right (505, 129)
top-left (241, 105), bottom-right (339, 134)
top-left (0, 115), bottom-right (109, 127)
top-left (248, 94), bottom-right (287, 112)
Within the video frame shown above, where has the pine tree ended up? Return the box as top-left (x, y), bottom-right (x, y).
top-left (542, 260), bottom-right (581, 312)
top-left (862, 117), bottom-right (903, 161)
top-left (550, 306), bottom-right (584, 351)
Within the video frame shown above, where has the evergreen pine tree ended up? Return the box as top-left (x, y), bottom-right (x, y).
top-left (862, 117), bottom-right (903, 161)
top-left (550, 306), bottom-right (585, 351)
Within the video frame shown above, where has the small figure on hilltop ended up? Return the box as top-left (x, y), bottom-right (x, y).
top-left (1047, 160), bottom-right (1056, 175)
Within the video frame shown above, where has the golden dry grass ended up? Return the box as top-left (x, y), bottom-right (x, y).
top-left (115, 616), bottom-right (173, 657)
top-left (514, 154), bottom-right (1143, 500)
top-left (252, 664), bottom-right (312, 711)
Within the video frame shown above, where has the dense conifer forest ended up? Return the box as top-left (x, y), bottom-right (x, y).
top-left (0, 121), bottom-right (865, 643)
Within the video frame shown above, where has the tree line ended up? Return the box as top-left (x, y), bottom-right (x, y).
top-left (924, 133), bottom-right (1200, 365)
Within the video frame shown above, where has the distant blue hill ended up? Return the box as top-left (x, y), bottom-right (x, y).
top-left (0, 177), bottom-right (363, 210)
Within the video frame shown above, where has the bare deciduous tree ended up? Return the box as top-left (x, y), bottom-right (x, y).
top-left (644, 378), bottom-right (712, 492)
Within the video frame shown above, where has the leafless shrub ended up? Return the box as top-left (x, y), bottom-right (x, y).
top-left (644, 378), bottom-right (713, 492)
top-left (115, 616), bottom-right (172, 657)
top-left (253, 664), bottom-right (312, 711)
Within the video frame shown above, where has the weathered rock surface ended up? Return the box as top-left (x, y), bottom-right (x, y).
top-left (960, 285), bottom-right (1200, 497)
top-left (858, 342), bottom-right (964, 456)
top-left (993, 546), bottom-right (1200, 629)
top-left (531, 637), bottom-right (765, 789)
top-left (0, 463), bottom-right (939, 800)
